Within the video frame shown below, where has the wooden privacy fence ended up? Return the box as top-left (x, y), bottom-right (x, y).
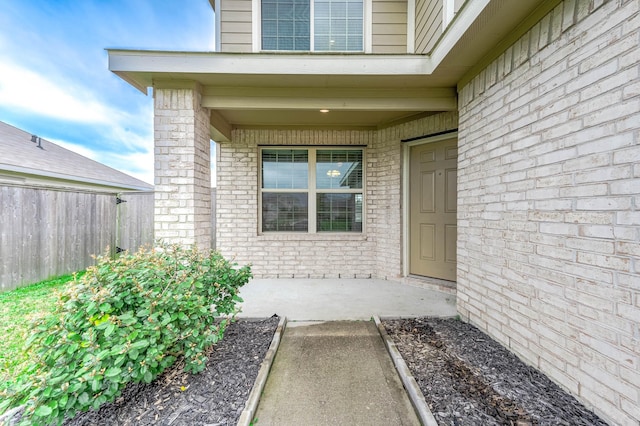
top-left (115, 191), bottom-right (155, 255)
top-left (0, 185), bottom-right (154, 292)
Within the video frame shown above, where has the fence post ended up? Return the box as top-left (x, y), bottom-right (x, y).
top-left (113, 193), bottom-right (124, 258)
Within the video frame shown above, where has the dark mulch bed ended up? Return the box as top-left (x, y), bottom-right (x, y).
top-left (383, 317), bottom-right (608, 426)
top-left (58, 316), bottom-right (279, 426)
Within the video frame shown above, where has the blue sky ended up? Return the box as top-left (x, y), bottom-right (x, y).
top-left (0, 1), bottom-right (216, 185)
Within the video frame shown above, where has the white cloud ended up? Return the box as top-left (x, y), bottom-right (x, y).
top-left (0, 0), bottom-right (218, 189)
top-left (49, 138), bottom-right (100, 161)
top-left (103, 105), bottom-right (154, 152)
top-left (50, 137), bottom-right (154, 185)
top-left (0, 61), bottom-right (124, 125)
top-left (104, 150), bottom-right (155, 185)
top-left (0, 57), bottom-right (157, 184)
top-left (51, 137), bottom-right (218, 188)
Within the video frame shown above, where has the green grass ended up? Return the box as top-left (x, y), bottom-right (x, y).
top-left (0, 273), bottom-right (81, 393)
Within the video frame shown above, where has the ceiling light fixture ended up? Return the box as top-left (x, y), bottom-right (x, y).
top-left (319, 109), bottom-right (330, 113)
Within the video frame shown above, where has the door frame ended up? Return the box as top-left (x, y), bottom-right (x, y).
top-left (402, 131), bottom-right (458, 278)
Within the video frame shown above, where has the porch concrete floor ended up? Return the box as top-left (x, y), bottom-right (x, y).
top-left (236, 278), bottom-right (457, 320)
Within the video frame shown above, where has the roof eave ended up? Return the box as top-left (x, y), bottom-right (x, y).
top-left (0, 164), bottom-right (153, 192)
top-left (107, 50), bottom-right (435, 92)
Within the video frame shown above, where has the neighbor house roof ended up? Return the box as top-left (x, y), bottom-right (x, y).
top-left (0, 121), bottom-right (153, 192)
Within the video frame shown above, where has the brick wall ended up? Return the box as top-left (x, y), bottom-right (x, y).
top-left (457, 0), bottom-right (640, 424)
top-left (216, 129), bottom-right (376, 278)
top-left (216, 112), bottom-right (457, 279)
top-left (154, 85), bottom-right (212, 250)
top-left (375, 112), bottom-right (459, 279)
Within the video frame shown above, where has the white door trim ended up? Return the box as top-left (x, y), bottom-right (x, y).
top-left (402, 131), bottom-right (458, 277)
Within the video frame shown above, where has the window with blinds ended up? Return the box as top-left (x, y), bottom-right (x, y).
top-left (261, 0), bottom-right (363, 51)
top-left (260, 147), bottom-right (364, 233)
top-left (314, 0), bottom-right (363, 51)
top-left (262, 0), bottom-right (311, 50)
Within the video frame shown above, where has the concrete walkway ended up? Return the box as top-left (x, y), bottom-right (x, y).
top-left (237, 278), bottom-right (457, 320)
top-left (236, 279), bottom-right (455, 425)
top-left (254, 321), bottom-right (421, 426)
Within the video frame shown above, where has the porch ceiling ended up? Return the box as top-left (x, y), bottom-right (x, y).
top-left (107, 0), bottom-right (547, 141)
top-left (108, 53), bottom-right (457, 138)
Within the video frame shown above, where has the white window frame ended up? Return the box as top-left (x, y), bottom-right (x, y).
top-left (215, 0), bottom-right (222, 51)
top-left (259, 146), bottom-right (365, 234)
top-left (406, 0), bottom-right (415, 53)
top-left (443, 0), bottom-right (455, 29)
top-left (443, 0), bottom-right (464, 30)
top-left (253, 0), bottom-right (372, 52)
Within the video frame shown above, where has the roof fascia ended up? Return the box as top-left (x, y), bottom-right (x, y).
top-left (0, 164), bottom-right (153, 192)
top-left (107, 50), bottom-right (434, 89)
top-left (429, 0), bottom-right (490, 67)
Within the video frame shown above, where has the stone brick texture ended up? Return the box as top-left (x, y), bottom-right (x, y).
top-left (457, 1), bottom-right (639, 424)
top-left (216, 113), bottom-right (458, 280)
top-left (154, 85), bottom-right (212, 250)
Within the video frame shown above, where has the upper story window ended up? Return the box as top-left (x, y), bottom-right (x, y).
top-left (261, 0), bottom-right (363, 51)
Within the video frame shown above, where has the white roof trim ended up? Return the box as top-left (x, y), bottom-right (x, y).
top-left (430, 0), bottom-right (490, 68)
top-left (108, 51), bottom-right (434, 85)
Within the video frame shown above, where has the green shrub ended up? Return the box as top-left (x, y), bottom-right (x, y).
top-left (0, 244), bottom-right (251, 425)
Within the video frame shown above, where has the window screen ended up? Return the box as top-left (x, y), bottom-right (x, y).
top-left (314, 0), bottom-right (363, 51)
top-left (261, 147), bottom-right (363, 233)
top-left (262, 0), bottom-right (362, 51)
top-left (262, 0), bottom-right (311, 50)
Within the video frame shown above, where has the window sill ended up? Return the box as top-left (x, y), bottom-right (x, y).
top-left (259, 50), bottom-right (366, 54)
top-left (257, 233), bottom-right (368, 241)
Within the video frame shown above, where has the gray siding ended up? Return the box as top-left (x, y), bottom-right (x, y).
top-left (415, 0), bottom-right (442, 54)
top-left (372, 0), bottom-right (407, 53)
top-left (219, 0), bottom-right (414, 53)
top-left (220, 0), bottom-right (253, 52)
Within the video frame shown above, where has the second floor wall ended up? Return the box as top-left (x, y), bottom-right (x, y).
top-left (216, 0), bottom-right (464, 54)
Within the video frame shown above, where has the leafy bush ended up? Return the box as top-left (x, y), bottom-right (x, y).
top-left (0, 244), bottom-right (251, 425)
top-left (0, 272), bottom-right (81, 394)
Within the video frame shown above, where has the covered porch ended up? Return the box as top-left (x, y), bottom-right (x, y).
top-left (104, 0), bottom-right (545, 282)
top-left (237, 277), bottom-right (457, 320)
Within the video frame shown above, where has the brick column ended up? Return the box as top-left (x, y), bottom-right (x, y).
top-left (153, 82), bottom-right (211, 250)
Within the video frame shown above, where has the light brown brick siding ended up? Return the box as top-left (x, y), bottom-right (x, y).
top-left (154, 86), bottom-right (212, 250)
top-left (216, 113), bottom-right (458, 279)
top-left (457, 1), bottom-right (640, 424)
